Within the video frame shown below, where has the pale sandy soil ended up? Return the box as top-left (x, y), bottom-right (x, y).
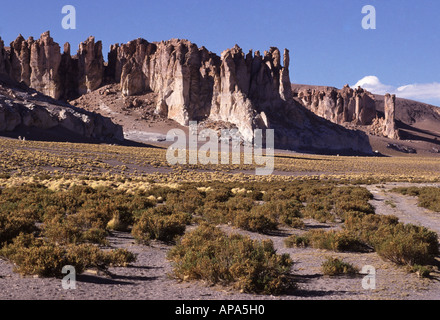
top-left (2, 183), bottom-right (440, 300)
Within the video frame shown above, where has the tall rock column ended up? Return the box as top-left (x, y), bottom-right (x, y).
top-left (29, 31), bottom-right (62, 99)
top-left (279, 49), bottom-right (292, 101)
top-left (77, 36), bottom-right (104, 95)
top-left (384, 93), bottom-right (400, 139)
top-left (0, 37), bottom-right (7, 75)
top-left (9, 35), bottom-right (32, 86)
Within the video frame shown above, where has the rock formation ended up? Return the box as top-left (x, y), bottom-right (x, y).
top-left (0, 37), bottom-right (8, 75)
top-left (77, 36), bottom-right (104, 95)
top-left (0, 80), bottom-right (123, 141)
top-left (9, 34), bottom-right (32, 86)
top-left (384, 93), bottom-right (400, 139)
top-left (295, 85), bottom-right (376, 126)
top-left (294, 84), bottom-right (403, 140)
top-left (29, 32), bottom-right (63, 100)
top-left (0, 32), bottom-right (375, 154)
top-left (106, 41), bottom-right (294, 143)
top-left (1, 32), bottom-right (105, 101)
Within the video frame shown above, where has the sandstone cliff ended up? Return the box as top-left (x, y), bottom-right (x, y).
top-left (295, 85), bottom-right (377, 126)
top-left (1, 32), bottom-right (374, 154)
top-left (1, 32), bottom-right (105, 101)
top-left (293, 84), bottom-right (400, 140)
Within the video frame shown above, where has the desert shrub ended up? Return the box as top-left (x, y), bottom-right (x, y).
top-left (261, 187), bottom-right (301, 202)
top-left (0, 235), bottom-right (66, 277)
top-left (0, 233), bottom-right (136, 277)
top-left (131, 208), bottom-right (188, 244)
top-left (300, 185), bottom-right (374, 222)
top-left (344, 214), bottom-right (399, 245)
top-left (284, 235), bottom-right (310, 248)
top-left (195, 201), bottom-right (228, 224)
top-left (332, 186), bottom-right (373, 202)
top-left (410, 264), bottom-right (433, 278)
top-left (246, 190), bottom-right (264, 201)
top-left (167, 224), bottom-right (295, 295)
top-left (417, 188), bottom-right (440, 212)
top-left (75, 201), bottom-right (118, 229)
top-left (64, 244), bottom-right (136, 272)
top-left (304, 230), bottom-right (370, 253)
top-left (302, 199), bottom-right (335, 223)
top-left (233, 209), bottom-right (278, 234)
top-left (373, 224), bottom-right (438, 266)
top-left (0, 211), bottom-right (37, 245)
top-left (334, 198), bottom-right (375, 220)
top-left (321, 257), bottom-right (359, 276)
top-left (42, 216), bottom-right (83, 245)
top-left (285, 217), bottom-right (305, 229)
top-left (196, 196), bottom-right (256, 226)
top-left (392, 187), bottom-right (421, 197)
top-left (205, 188), bottom-right (233, 203)
top-left (345, 214), bottom-right (439, 266)
top-left (375, 233), bottom-right (432, 266)
top-left (165, 189), bottom-right (204, 214)
top-left (258, 200), bottom-right (304, 227)
top-left (147, 186), bottom-right (180, 201)
top-left (225, 196), bottom-right (256, 212)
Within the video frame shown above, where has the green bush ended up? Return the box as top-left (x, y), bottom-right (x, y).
top-left (321, 257), bottom-right (359, 276)
top-left (345, 214), bottom-right (439, 266)
top-left (304, 230), bottom-right (370, 253)
top-left (410, 264), bottom-right (433, 278)
top-left (302, 199), bottom-right (335, 223)
top-left (131, 208), bottom-right (188, 243)
top-left (0, 233), bottom-right (136, 277)
top-left (0, 212), bottom-right (37, 245)
top-left (234, 210), bottom-right (278, 234)
top-left (166, 189), bottom-right (204, 214)
top-left (167, 224), bottom-right (295, 295)
top-left (284, 235), bottom-right (310, 248)
top-left (257, 200), bottom-right (304, 227)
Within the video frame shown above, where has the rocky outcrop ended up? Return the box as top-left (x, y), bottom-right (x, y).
top-left (1, 32), bottom-right (374, 154)
top-left (7, 32), bottom-right (63, 99)
top-left (3, 32), bottom-right (105, 101)
top-left (296, 85), bottom-right (376, 126)
top-left (0, 82), bottom-right (123, 141)
top-left (106, 41), bottom-right (294, 143)
top-left (77, 36), bottom-right (104, 95)
top-left (294, 84), bottom-right (404, 140)
top-left (29, 32), bottom-right (63, 100)
top-left (0, 37), bottom-right (8, 75)
top-left (384, 93), bottom-right (400, 139)
top-left (9, 35), bottom-right (32, 86)
top-left (108, 39), bottom-right (219, 127)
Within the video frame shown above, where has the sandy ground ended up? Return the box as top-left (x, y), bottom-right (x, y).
top-left (2, 182), bottom-right (440, 300)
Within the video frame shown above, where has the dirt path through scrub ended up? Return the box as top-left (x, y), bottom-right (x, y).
top-left (366, 183), bottom-right (440, 234)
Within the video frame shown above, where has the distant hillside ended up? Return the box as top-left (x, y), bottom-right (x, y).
top-left (292, 83), bottom-right (440, 156)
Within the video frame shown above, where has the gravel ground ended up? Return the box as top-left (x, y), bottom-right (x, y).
top-left (1, 183), bottom-right (440, 300)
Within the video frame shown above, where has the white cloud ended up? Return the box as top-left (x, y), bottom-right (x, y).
top-left (353, 76), bottom-right (394, 95)
top-left (352, 76), bottom-right (440, 106)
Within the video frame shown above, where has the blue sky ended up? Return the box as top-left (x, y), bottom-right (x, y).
top-left (1, 0), bottom-right (439, 105)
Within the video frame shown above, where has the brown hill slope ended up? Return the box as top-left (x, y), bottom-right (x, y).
top-left (292, 83), bottom-right (440, 156)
